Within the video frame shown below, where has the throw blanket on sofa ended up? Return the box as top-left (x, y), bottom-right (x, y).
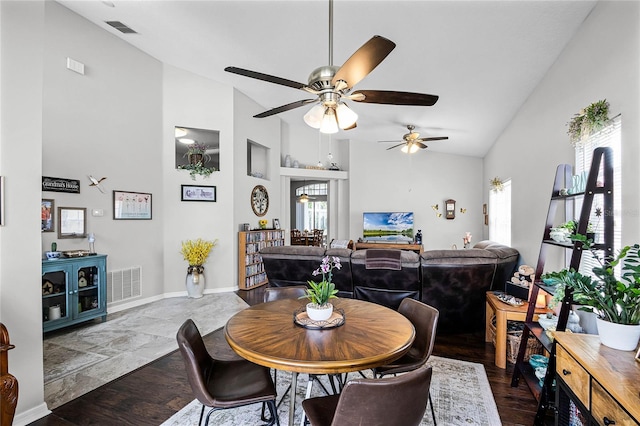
top-left (365, 249), bottom-right (402, 270)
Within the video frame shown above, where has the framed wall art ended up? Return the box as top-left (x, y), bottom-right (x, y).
top-left (58, 207), bottom-right (86, 238)
top-left (181, 185), bottom-right (216, 202)
top-left (273, 218), bottom-right (280, 229)
top-left (42, 199), bottom-right (55, 232)
top-left (113, 191), bottom-right (152, 220)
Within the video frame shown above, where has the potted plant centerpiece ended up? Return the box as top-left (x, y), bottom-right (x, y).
top-left (177, 142), bottom-right (216, 180)
top-left (542, 236), bottom-right (640, 351)
top-left (180, 238), bottom-right (217, 298)
top-left (301, 256), bottom-right (340, 321)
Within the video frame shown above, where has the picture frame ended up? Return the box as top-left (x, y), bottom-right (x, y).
top-left (242, 223), bottom-right (250, 231)
top-left (483, 203), bottom-right (487, 214)
top-left (181, 185), bottom-right (216, 202)
top-left (273, 218), bottom-right (280, 229)
top-left (113, 190), bottom-right (152, 220)
top-left (58, 207), bottom-right (86, 238)
top-left (42, 199), bottom-right (55, 232)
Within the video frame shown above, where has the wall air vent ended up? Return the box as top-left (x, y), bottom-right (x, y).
top-left (105, 21), bottom-right (137, 34)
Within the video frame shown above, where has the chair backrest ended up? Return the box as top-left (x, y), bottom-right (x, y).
top-left (312, 229), bottom-right (324, 246)
top-left (291, 229), bottom-right (304, 245)
top-left (176, 319), bottom-right (216, 406)
top-left (331, 364), bottom-right (433, 426)
top-left (263, 285), bottom-right (308, 303)
top-left (398, 298), bottom-right (439, 362)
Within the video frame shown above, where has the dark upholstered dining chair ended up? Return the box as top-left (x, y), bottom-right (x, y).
top-left (373, 297), bottom-right (439, 425)
top-left (302, 364), bottom-right (433, 426)
top-left (176, 319), bottom-right (280, 426)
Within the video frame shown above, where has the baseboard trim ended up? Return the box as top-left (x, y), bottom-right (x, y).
top-left (13, 402), bottom-right (50, 426)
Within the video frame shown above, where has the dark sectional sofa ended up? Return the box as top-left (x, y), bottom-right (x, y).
top-left (259, 241), bottom-right (519, 333)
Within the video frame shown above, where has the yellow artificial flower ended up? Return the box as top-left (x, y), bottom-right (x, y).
top-left (180, 238), bottom-right (218, 266)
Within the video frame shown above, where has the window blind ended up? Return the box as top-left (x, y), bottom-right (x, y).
top-left (489, 179), bottom-right (511, 246)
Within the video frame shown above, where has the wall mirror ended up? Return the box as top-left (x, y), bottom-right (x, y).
top-left (58, 207), bottom-right (86, 238)
top-left (175, 126), bottom-right (220, 171)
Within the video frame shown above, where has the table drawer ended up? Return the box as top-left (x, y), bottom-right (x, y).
top-left (591, 380), bottom-right (638, 426)
top-left (556, 344), bottom-right (590, 408)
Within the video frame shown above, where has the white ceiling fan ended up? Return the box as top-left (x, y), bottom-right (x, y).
top-left (379, 125), bottom-right (448, 154)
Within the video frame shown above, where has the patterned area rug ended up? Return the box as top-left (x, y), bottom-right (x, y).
top-left (161, 355), bottom-right (501, 426)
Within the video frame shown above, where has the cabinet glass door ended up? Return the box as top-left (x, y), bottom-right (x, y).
top-left (42, 270), bottom-right (69, 323)
top-left (76, 265), bottom-right (100, 317)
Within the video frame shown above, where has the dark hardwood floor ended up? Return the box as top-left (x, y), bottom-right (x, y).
top-left (30, 288), bottom-right (538, 425)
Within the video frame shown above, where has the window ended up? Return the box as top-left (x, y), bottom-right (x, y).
top-left (574, 115), bottom-right (621, 276)
top-left (489, 179), bottom-right (511, 246)
top-left (295, 182), bottom-right (328, 233)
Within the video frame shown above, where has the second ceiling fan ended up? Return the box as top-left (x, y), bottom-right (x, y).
top-left (380, 125), bottom-right (449, 153)
top-left (225, 0), bottom-right (438, 134)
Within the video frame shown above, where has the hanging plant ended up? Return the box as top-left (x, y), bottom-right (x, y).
top-left (567, 99), bottom-right (610, 147)
top-left (490, 177), bottom-right (504, 192)
top-left (177, 142), bottom-right (216, 180)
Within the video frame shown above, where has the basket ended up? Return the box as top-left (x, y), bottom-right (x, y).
top-left (489, 316), bottom-right (544, 364)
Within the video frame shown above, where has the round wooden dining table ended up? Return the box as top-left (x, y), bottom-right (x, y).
top-left (224, 297), bottom-right (415, 426)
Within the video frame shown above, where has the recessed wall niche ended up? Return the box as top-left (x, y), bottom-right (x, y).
top-left (247, 140), bottom-right (269, 180)
top-left (175, 126), bottom-right (220, 171)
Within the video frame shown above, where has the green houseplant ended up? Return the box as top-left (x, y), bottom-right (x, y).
top-left (178, 142), bottom-right (216, 180)
top-left (301, 256), bottom-right (340, 321)
top-left (567, 99), bottom-right (610, 147)
top-left (541, 235), bottom-right (640, 350)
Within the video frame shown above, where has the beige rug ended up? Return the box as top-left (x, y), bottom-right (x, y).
top-left (161, 355), bottom-right (502, 426)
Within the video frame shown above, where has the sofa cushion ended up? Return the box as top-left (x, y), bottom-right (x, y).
top-left (420, 248), bottom-right (496, 264)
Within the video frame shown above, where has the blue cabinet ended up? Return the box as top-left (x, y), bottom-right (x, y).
top-left (42, 255), bottom-right (107, 332)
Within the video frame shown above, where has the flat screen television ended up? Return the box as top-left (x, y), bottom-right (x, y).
top-left (362, 212), bottom-right (414, 242)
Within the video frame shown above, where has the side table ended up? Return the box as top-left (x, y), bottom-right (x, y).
top-left (485, 291), bottom-right (549, 369)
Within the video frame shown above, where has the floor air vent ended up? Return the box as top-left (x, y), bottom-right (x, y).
top-left (107, 266), bottom-right (142, 303)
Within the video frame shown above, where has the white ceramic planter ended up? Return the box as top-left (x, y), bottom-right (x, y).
top-left (306, 303), bottom-right (333, 321)
top-left (596, 318), bottom-right (640, 351)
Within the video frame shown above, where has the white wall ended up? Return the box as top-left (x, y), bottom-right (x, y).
top-left (483, 1), bottom-right (640, 270)
top-left (41, 1), bottom-right (164, 303)
top-left (349, 139), bottom-right (484, 249)
top-left (0, 1), bottom-right (49, 422)
top-left (162, 64), bottom-right (236, 293)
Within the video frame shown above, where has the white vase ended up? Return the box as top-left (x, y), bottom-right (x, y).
top-left (185, 266), bottom-right (205, 299)
top-left (596, 317), bottom-right (640, 351)
top-left (306, 302), bottom-right (333, 321)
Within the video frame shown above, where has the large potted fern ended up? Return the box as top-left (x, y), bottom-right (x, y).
top-left (542, 237), bottom-right (640, 351)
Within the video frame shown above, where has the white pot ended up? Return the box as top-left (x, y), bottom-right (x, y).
top-left (306, 302), bottom-right (333, 321)
top-left (596, 318), bottom-right (640, 351)
top-left (185, 269), bottom-right (205, 299)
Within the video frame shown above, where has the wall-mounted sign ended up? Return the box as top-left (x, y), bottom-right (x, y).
top-left (42, 176), bottom-right (81, 194)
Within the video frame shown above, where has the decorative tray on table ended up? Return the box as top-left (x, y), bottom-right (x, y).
top-left (496, 293), bottom-right (524, 307)
top-left (293, 307), bottom-right (345, 329)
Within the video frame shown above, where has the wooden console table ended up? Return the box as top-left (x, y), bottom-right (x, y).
top-left (353, 242), bottom-right (423, 254)
top-left (554, 332), bottom-right (640, 425)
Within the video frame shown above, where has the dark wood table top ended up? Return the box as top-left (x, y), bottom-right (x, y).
top-left (224, 298), bottom-right (415, 374)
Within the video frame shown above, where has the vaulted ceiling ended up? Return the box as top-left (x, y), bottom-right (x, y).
top-left (56, 0), bottom-right (596, 157)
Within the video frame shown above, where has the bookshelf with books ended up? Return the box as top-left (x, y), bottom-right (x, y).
top-left (238, 229), bottom-right (285, 290)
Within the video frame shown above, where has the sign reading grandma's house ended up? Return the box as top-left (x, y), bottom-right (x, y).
top-left (42, 176), bottom-right (81, 194)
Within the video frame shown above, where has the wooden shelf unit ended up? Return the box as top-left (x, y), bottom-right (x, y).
top-left (238, 229), bottom-right (285, 290)
top-left (510, 147), bottom-right (614, 425)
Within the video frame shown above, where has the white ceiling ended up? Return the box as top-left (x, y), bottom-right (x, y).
top-left (56, 0), bottom-right (597, 157)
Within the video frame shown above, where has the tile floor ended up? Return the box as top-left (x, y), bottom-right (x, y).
top-left (43, 292), bottom-right (248, 409)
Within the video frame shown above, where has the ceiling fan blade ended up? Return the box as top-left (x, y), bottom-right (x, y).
top-left (225, 66), bottom-right (312, 92)
top-left (350, 90), bottom-right (439, 106)
top-left (332, 36), bottom-right (396, 89)
top-left (386, 142), bottom-right (406, 150)
top-left (378, 140), bottom-right (402, 143)
top-left (254, 99), bottom-right (317, 118)
top-left (415, 141), bottom-right (428, 149)
top-left (417, 136), bottom-right (449, 142)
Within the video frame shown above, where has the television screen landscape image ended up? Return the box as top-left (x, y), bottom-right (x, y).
top-left (363, 212), bottom-right (414, 242)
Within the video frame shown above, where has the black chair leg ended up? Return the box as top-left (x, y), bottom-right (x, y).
top-left (198, 404), bottom-right (205, 426)
top-left (262, 400), bottom-right (280, 426)
top-left (429, 392), bottom-right (437, 425)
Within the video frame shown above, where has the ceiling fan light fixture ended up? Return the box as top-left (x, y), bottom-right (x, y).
top-left (299, 194), bottom-right (309, 203)
top-left (303, 104), bottom-right (325, 129)
top-left (336, 102), bottom-right (358, 129)
top-left (401, 142), bottom-right (420, 154)
top-left (319, 108), bottom-right (339, 134)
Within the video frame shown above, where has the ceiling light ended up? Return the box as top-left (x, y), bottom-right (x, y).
top-left (401, 143), bottom-right (420, 154)
top-left (319, 108), bottom-right (339, 134)
top-left (335, 102), bottom-right (358, 128)
top-left (299, 194), bottom-right (309, 203)
top-left (303, 105), bottom-right (325, 129)
top-left (179, 138), bottom-right (195, 145)
top-left (175, 127), bottom-right (188, 138)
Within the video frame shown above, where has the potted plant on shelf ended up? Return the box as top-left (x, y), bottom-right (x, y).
top-left (180, 238), bottom-right (218, 298)
top-left (178, 142), bottom-right (216, 180)
top-left (567, 99), bottom-right (610, 147)
top-left (541, 235), bottom-right (640, 351)
top-left (301, 256), bottom-right (340, 321)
